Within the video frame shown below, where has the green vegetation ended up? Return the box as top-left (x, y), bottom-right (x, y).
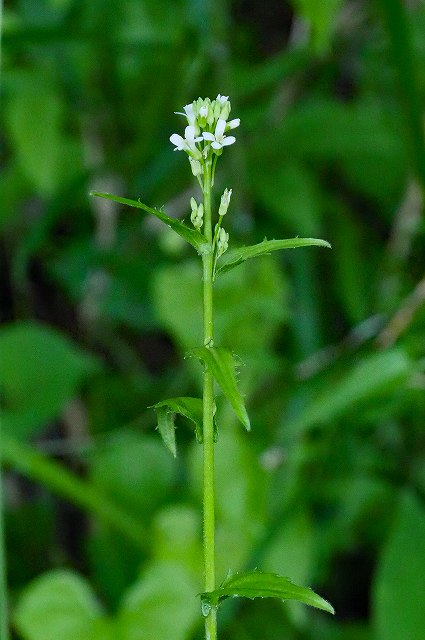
top-left (1, 1), bottom-right (425, 639)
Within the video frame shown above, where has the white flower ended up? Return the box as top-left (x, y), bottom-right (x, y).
top-left (175, 104), bottom-right (196, 127)
top-left (216, 94), bottom-right (229, 105)
top-left (202, 119), bottom-right (236, 150)
top-left (170, 125), bottom-right (202, 158)
top-left (219, 188), bottom-right (232, 217)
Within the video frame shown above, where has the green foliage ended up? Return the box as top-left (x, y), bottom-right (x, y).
top-left (90, 192), bottom-right (209, 255)
top-left (14, 570), bottom-right (105, 640)
top-left (0, 322), bottom-right (99, 439)
top-left (3, 0), bottom-right (425, 638)
top-left (290, 0), bottom-right (344, 52)
top-left (372, 492), bottom-right (425, 640)
top-left (152, 397), bottom-right (204, 455)
top-left (188, 347), bottom-right (250, 431)
top-left (215, 237), bottom-right (331, 278)
top-left (201, 570), bottom-right (334, 615)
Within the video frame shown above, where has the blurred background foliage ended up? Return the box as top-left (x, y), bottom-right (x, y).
top-left (1, 0), bottom-right (425, 638)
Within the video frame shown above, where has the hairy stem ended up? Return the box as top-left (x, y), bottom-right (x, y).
top-left (202, 161), bottom-right (217, 640)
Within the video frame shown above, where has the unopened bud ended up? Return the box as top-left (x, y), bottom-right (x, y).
top-left (189, 157), bottom-right (203, 177)
top-left (216, 227), bottom-right (229, 257)
top-left (219, 188), bottom-right (232, 217)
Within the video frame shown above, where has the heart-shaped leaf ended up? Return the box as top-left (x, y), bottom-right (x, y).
top-left (188, 347), bottom-right (250, 431)
top-left (215, 237), bottom-right (331, 278)
top-left (90, 192), bottom-right (209, 255)
top-left (200, 570), bottom-right (334, 615)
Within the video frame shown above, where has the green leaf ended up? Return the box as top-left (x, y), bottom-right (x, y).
top-left (0, 321), bottom-right (100, 440)
top-left (200, 570), bottom-right (334, 615)
top-left (89, 432), bottom-right (174, 517)
top-left (285, 349), bottom-right (412, 438)
top-left (291, 0), bottom-right (344, 52)
top-left (215, 238), bottom-right (331, 278)
top-left (1, 435), bottom-right (148, 550)
top-left (119, 562), bottom-right (198, 640)
top-left (4, 74), bottom-right (64, 194)
top-left (152, 397), bottom-right (204, 455)
top-left (14, 570), bottom-right (104, 640)
top-left (155, 407), bottom-right (177, 457)
top-left (90, 192), bottom-right (209, 255)
top-left (188, 347), bottom-right (250, 431)
top-left (372, 491), bottom-right (425, 640)
top-left (380, 0), bottom-right (425, 191)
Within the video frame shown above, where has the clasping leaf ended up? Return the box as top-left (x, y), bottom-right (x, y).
top-left (215, 237), bottom-right (331, 278)
top-left (90, 192), bottom-right (210, 255)
top-left (200, 570), bottom-right (334, 615)
top-left (151, 397), bottom-right (204, 456)
top-left (188, 347), bottom-right (250, 431)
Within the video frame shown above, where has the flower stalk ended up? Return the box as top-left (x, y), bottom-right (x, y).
top-left (93, 93), bottom-right (333, 640)
top-left (170, 96), bottom-right (239, 640)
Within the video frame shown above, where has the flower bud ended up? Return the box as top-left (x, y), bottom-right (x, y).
top-left (189, 157), bottom-right (203, 177)
top-left (219, 188), bottom-right (232, 217)
top-left (190, 199), bottom-right (204, 230)
top-left (216, 227), bottom-right (229, 257)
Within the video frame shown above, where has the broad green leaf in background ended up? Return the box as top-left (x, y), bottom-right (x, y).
top-left (188, 347), bottom-right (250, 431)
top-left (215, 237), bottom-right (331, 278)
top-left (201, 570), bottom-right (334, 615)
top-left (4, 74), bottom-right (64, 194)
top-left (0, 321), bottom-right (99, 439)
top-left (89, 431), bottom-right (175, 518)
top-left (284, 349), bottom-right (412, 439)
top-left (379, 0), bottom-right (425, 190)
top-left (151, 505), bottom-right (202, 579)
top-left (153, 258), bottom-right (288, 360)
top-left (372, 491), bottom-right (425, 640)
top-left (118, 562), bottom-right (198, 640)
top-left (90, 192), bottom-right (209, 255)
top-left (14, 570), bottom-right (105, 640)
top-left (290, 0), bottom-right (344, 52)
top-left (151, 396), bottom-right (204, 455)
top-left (1, 435), bottom-right (148, 550)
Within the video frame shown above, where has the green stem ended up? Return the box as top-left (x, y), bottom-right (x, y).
top-left (202, 161), bottom-right (217, 640)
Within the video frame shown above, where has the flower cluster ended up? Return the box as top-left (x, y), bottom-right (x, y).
top-left (170, 95), bottom-right (238, 259)
top-left (170, 95), bottom-right (240, 165)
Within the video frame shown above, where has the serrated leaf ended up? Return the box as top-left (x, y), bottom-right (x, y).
top-left (188, 347), bottom-right (250, 431)
top-left (215, 238), bottom-right (331, 278)
top-left (152, 397), bottom-right (204, 456)
top-left (90, 192), bottom-right (209, 255)
top-left (200, 570), bottom-right (334, 616)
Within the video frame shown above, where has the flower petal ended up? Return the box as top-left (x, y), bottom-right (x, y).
top-left (221, 136), bottom-right (236, 146)
top-left (202, 132), bottom-right (216, 141)
top-left (215, 118), bottom-right (226, 139)
top-left (211, 141), bottom-right (222, 149)
top-left (170, 133), bottom-right (184, 148)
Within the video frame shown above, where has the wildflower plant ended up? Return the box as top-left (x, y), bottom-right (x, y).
top-left (91, 95), bottom-right (333, 639)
